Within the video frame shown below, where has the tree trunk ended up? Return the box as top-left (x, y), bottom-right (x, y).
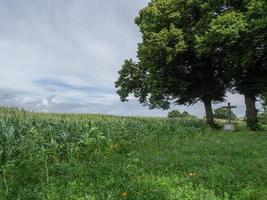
top-left (244, 95), bottom-right (258, 129)
top-left (203, 99), bottom-right (215, 128)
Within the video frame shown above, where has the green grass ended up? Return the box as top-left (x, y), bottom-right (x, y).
top-left (0, 107), bottom-right (266, 200)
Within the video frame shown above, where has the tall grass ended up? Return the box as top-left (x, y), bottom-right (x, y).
top-left (0, 107), bottom-right (266, 199)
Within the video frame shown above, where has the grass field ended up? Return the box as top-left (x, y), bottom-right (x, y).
top-left (0, 107), bottom-right (266, 200)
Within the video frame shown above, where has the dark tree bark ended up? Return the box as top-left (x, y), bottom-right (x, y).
top-left (203, 99), bottom-right (215, 128)
top-left (244, 94), bottom-right (258, 129)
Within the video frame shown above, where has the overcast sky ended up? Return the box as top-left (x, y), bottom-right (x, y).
top-left (0, 0), bottom-right (253, 117)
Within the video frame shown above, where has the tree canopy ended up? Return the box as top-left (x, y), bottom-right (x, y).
top-left (116, 0), bottom-right (231, 127)
top-left (115, 0), bottom-right (267, 129)
top-left (196, 0), bottom-right (267, 128)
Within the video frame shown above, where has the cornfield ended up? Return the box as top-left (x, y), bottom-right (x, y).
top-left (0, 107), bottom-right (266, 199)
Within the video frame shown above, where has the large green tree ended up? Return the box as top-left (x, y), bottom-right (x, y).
top-left (115, 0), bottom-right (229, 127)
top-left (196, 0), bottom-right (267, 129)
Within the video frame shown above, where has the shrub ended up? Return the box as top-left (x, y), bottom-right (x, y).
top-left (168, 110), bottom-right (192, 119)
top-left (259, 112), bottom-right (267, 125)
top-left (214, 107), bottom-right (237, 120)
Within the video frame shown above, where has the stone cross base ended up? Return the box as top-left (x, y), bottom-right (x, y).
top-left (224, 123), bottom-right (236, 131)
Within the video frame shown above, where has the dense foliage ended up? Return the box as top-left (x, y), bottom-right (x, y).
top-left (214, 107), bottom-right (237, 120)
top-left (115, 0), bottom-right (267, 130)
top-left (167, 110), bottom-right (190, 119)
top-left (259, 112), bottom-right (267, 125)
top-left (264, 94), bottom-right (267, 112)
top-left (196, 0), bottom-right (267, 128)
top-left (0, 107), bottom-right (266, 199)
top-left (115, 0), bottom-right (231, 128)
top-left (259, 94), bottom-right (267, 124)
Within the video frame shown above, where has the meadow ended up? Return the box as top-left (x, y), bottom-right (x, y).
top-left (0, 107), bottom-right (266, 200)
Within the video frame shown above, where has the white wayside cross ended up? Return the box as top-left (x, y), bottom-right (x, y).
top-left (222, 102), bottom-right (237, 131)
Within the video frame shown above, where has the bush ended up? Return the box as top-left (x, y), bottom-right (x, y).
top-left (259, 112), bottom-right (267, 125)
top-left (168, 110), bottom-right (191, 118)
top-left (264, 95), bottom-right (267, 112)
top-left (214, 107), bottom-right (237, 120)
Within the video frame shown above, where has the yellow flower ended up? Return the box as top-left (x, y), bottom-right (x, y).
top-left (122, 192), bottom-right (128, 198)
top-left (188, 172), bottom-right (197, 176)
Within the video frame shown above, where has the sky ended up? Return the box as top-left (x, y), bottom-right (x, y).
top-left (0, 0), bottom-right (253, 117)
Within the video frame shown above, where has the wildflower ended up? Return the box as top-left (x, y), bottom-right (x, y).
top-left (188, 172), bottom-right (197, 177)
top-left (122, 192), bottom-right (128, 198)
